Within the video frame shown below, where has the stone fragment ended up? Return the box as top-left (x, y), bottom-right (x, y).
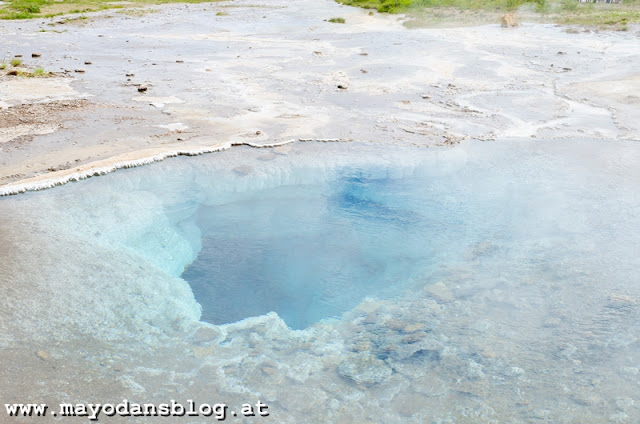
top-left (609, 294), bottom-right (636, 304)
top-left (338, 354), bottom-right (392, 385)
top-left (193, 346), bottom-right (215, 358)
top-left (35, 350), bottom-right (49, 361)
top-left (501, 13), bottom-right (519, 28)
top-left (404, 323), bottom-right (425, 333)
top-left (261, 365), bottom-right (277, 376)
top-left (193, 326), bottom-right (221, 343)
top-left (32, 53), bottom-right (41, 57)
top-left (424, 281), bottom-right (454, 303)
top-left (233, 165), bottom-right (253, 176)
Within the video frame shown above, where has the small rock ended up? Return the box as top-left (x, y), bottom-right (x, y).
top-left (609, 294), bottom-right (637, 304)
top-left (385, 319), bottom-right (405, 331)
top-left (338, 353), bottom-right (392, 385)
top-left (84, 61), bottom-right (92, 65)
top-left (137, 86), bottom-right (148, 92)
top-left (337, 84), bottom-right (348, 90)
top-left (404, 323), bottom-right (426, 333)
top-left (233, 165), bottom-right (253, 176)
top-left (467, 359), bottom-right (485, 379)
top-left (6, 70), bottom-right (18, 76)
top-left (402, 332), bottom-right (426, 344)
top-left (557, 343), bottom-right (577, 359)
top-left (125, 73), bottom-right (134, 77)
top-left (176, 60), bottom-right (184, 63)
top-left (352, 341), bottom-right (371, 352)
top-left (112, 363), bottom-right (123, 372)
top-left (557, 51), bottom-right (567, 55)
top-left (562, 67), bottom-right (572, 71)
top-left (421, 94), bottom-right (431, 99)
top-left (261, 365), bottom-right (277, 376)
top-left (257, 153), bottom-right (277, 161)
top-left (424, 281), bottom-right (454, 303)
top-left (273, 144), bottom-right (291, 155)
top-left (193, 326), bottom-right (220, 343)
top-left (255, 130), bottom-right (262, 135)
top-left (192, 346), bottom-right (215, 358)
top-left (500, 13), bottom-right (519, 28)
top-left (32, 52), bottom-right (41, 58)
top-left (74, 68), bottom-right (85, 73)
top-left (571, 393), bottom-right (602, 406)
top-left (14, 54), bottom-right (22, 58)
top-left (35, 350), bottom-right (49, 361)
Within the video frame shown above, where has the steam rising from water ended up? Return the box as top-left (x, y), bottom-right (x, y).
top-left (1, 139), bottom-right (639, 422)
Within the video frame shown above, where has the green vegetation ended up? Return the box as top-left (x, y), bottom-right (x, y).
top-left (0, 0), bottom-right (637, 29)
top-left (340, 0), bottom-right (640, 28)
top-left (0, 0), bottom-right (223, 19)
top-left (555, 7), bottom-right (639, 28)
top-left (32, 66), bottom-right (45, 76)
top-left (215, 10), bottom-right (228, 15)
top-left (0, 62), bottom-right (6, 70)
top-left (10, 58), bottom-right (22, 66)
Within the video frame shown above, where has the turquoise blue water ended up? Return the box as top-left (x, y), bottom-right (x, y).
top-left (3, 139), bottom-right (640, 422)
top-left (182, 173), bottom-right (439, 329)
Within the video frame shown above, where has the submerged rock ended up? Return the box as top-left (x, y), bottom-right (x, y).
top-left (192, 325), bottom-right (221, 344)
top-left (233, 165), bottom-right (253, 176)
top-left (338, 353), bottom-right (392, 385)
top-left (424, 281), bottom-right (454, 303)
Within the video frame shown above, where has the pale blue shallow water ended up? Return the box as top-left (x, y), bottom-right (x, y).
top-left (183, 167), bottom-right (498, 329)
top-left (9, 139), bottom-right (639, 336)
top-left (2, 139), bottom-right (640, 422)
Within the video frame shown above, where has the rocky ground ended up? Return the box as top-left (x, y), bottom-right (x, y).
top-left (1, 0), bottom-right (639, 194)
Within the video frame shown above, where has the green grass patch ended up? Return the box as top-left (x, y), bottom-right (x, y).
top-left (556, 7), bottom-right (640, 27)
top-left (338, 0), bottom-right (640, 29)
top-left (10, 58), bottom-right (22, 66)
top-left (338, 0), bottom-right (545, 13)
top-left (0, 0), bottom-right (225, 19)
top-left (328, 16), bottom-right (346, 22)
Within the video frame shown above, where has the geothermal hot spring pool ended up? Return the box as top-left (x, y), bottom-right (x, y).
top-left (1, 139), bottom-right (639, 422)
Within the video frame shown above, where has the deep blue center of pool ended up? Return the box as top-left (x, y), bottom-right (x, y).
top-left (182, 171), bottom-right (475, 329)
